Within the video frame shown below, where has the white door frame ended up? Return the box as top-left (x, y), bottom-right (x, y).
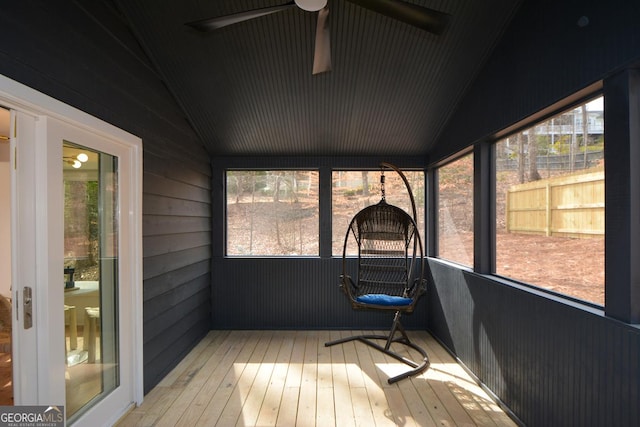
top-left (2, 74), bottom-right (143, 423)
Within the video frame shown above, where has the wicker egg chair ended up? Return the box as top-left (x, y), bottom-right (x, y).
top-left (325, 162), bottom-right (429, 384)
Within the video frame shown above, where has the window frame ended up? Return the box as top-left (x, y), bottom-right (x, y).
top-left (330, 168), bottom-right (426, 258)
top-left (428, 87), bottom-right (614, 312)
top-left (433, 151), bottom-right (475, 267)
top-left (224, 168), bottom-right (321, 257)
top-left (490, 94), bottom-right (605, 307)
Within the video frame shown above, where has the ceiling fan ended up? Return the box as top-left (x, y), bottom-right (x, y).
top-left (185, 0), bottom-right (450, 75)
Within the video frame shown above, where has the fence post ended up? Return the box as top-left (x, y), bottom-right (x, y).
top-left (545, 182), bottom-right (551, 236)
top-left (505, 190), bottom-right (510, 233)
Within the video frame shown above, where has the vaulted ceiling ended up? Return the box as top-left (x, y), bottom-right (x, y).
top-left (115, 0), bottom-right (522, 156)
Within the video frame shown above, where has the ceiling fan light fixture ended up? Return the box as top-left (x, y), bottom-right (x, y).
top-left (295, 0), bottom-right (327, 12)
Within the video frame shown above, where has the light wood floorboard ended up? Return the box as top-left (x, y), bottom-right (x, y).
top-left (117, 330), bottom-right (516, 427)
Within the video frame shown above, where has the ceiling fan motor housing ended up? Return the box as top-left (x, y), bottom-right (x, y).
top-left (295, 0), bottom-right (328, 12)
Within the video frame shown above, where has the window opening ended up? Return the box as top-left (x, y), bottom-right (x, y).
top-left (226, 170), bottom-right (319, 256)
top-left (495, 96), bottom-right (604, 305)
top-left (437, 153), bottom-right (474, 266)
top-left (332, 169), bottom-right (424, 256)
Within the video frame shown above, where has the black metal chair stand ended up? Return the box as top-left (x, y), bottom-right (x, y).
top-left (325, 310), bottom-right (429, 384)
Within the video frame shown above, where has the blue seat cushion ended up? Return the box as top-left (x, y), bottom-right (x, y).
top-left (356, 294), bottom-right (413, 306)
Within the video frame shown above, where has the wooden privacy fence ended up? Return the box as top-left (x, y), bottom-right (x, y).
top-left (506, 168), bottom-right (604, 238)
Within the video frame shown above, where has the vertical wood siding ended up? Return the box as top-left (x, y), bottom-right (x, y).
top-left (210, 156), bottom-right (428, 330)
top-left (0, 1), bottom-right (212, 393)
top-left (212, 257), bottom-right (428, 330)
top-left (428, 259), bottom-right (640, 426)
top-left (425, 2), bottom-right (640, 422)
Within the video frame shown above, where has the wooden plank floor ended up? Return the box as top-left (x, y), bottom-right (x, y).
top-left (116, 330), bottom-right (516, 427)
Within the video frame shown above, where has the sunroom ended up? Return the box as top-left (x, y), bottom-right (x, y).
top-left (0, 0), bottom-right (639, 426)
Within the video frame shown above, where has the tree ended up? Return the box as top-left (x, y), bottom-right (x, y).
top-left (528, 130), bottom-right (541, 182)
top-left (361, 171), bottom-right (369, 196)
top-left (582, 104), bottom-right (589, 168)
top-left (517, 132), bottom-right (525, 184)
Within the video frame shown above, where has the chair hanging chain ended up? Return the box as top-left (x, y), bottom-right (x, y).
top-left (380, 168), bottom-right (386, 201)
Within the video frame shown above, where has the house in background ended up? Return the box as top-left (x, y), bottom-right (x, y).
top-left (0, 0), bottom-right (639, 425)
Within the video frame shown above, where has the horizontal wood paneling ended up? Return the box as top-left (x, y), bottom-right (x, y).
top-left (144, 283), bottom-right (210, 341)
top-left (143, 232), bottom-right (211, 258)
top-left (143, 194), bottom-right (211, 217)
top-left (0, 1), bottom-right (212, 394)
top-left (143, 139), bottom-right (211, 178)
top-left (143, 172), bottom-right (211, 202)
top-left (428, 259), bottom-right (640, 427)
top-left (144, 259), bottom-right (210, 301)
top-left (0, 3), bottom-right (197, 146)
top-left (143, 215), bottom-right (211, 237)
top-left (143, 301), bottom-right (211, 392)
top-left (144, 246), bottom-right (212, 280)
top-left (144, 151), bottom-right (211, 189)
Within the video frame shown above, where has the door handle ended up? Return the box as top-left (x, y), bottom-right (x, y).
top-left (23, 286), bottom-right (32, 329)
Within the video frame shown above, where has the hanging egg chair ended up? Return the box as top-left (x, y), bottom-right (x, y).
top-left (325, 162), bottom-right (429, 383)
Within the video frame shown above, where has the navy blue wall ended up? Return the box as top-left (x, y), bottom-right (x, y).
top-left (428, 260), bottom-right (640, 426)
top-left (2, 1), bottom-right (640, 423)
top-left (210, 156), bottom-right (428, 330)
top-left (0, 1), bottom-right (212, 393)
top-left (431, 0), bottom-right (640, 163)
top-left (212, 257), bottom-right (428, 330)
top-left (427, 0), bottom-right (640, 425)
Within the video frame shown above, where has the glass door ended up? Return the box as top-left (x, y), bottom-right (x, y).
top-left (9, 111), bottom-right (141, 426)
top-left (62, 142), bottom-right (119, 421)
top-left (42, 116), bottom-right (140, 426)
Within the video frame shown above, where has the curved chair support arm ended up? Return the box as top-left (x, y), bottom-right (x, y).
top-left (341, 213), bottom-right (358, 285)
top-left (379, 162), bottom-right (418, 223)
top-left (380, 162), bottom-right (425, 285)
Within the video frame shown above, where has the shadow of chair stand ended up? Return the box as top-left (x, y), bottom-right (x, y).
top-left (325, 162), bottom-right (429, 384)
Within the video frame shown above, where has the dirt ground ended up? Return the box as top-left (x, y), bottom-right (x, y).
top-left (440, 231), bottom-right (604, 306)
top-left (439, 156), bottom-right (605, 306)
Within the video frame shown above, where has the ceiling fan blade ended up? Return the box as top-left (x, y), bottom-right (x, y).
top-left (312, 6), bottom-right (331, 75)
top-left (186, 2), bottom-right (296, 32)
top-left (345, 0), bottom-right (450, 35)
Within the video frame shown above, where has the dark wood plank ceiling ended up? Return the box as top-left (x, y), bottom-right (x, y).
top-left (115, 0), bottom-right (522, 156)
